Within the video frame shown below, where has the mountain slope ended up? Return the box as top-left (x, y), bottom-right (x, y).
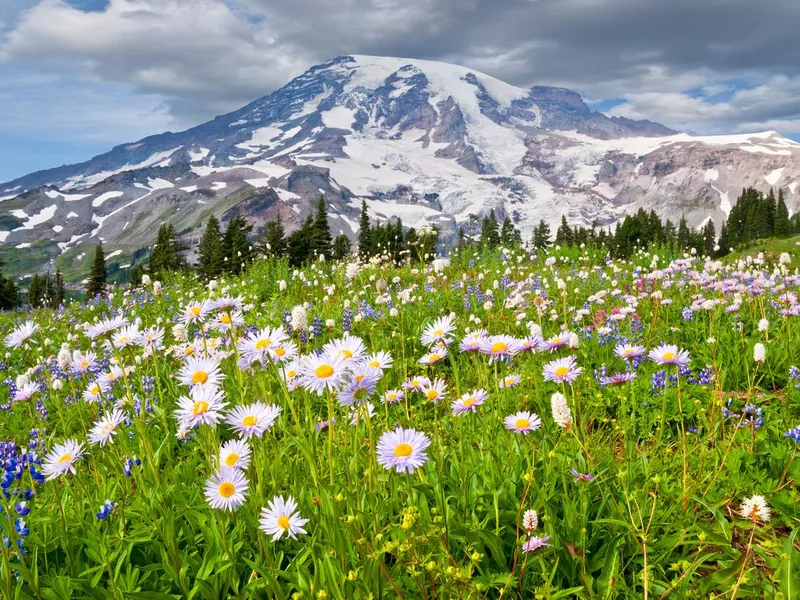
top-left (1, 54), bottom-right (799, 279)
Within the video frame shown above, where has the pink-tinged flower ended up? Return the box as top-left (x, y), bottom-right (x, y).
top-left (539, 332), bottom-right (573, 352)
top-left (459, 329), bottom-right (487, 352)
top-left (451, 389), bottom-right (488, 415)
top-left (542, 356), bottom-right (583, 383)
top-left (420, 315), bottom-right (456, 347)
top-left (376, 427), bottom-right (431, 474)
top-left (403, 376), bottom-right (431, 391)
top-left (421, 378), bottom-right (447, 403)
top-left (522, 509), bottom-right (538, 532)
top-left (478, 335), bottom-right (519, 362)
top-left (570, 469), bottom-right (595, 482)
top-left (504, 411), bottom-right (542, 434)
top-left (383, 389), bottom-right (405, 404)
top-left (5, 320), bottom-right (39, 349)
top-left (418, 346), bottom-right (448, 365)
top-left (598, 372), bottom-right (637, 386)
top-left (648, 344), bottom-right (690, 367)
top-left (498, 374), bottom-right (522, 388)
top-left (614, 343), bottom-right (647, 361)
top-left (522, 536), bottom-right (550, 552)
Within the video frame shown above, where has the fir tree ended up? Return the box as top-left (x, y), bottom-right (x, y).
top-left (677, 216), bottom-right (691, 250)
top-left (86, 244), bottom-right (107, 298)
top-left (702, 220), bottom-right (716, 258)
top-left (717, 222), bottom-right (730, 257)
top-left (149, 223), bottom-right (186, 277)
top-left (775, 189), bottom-right (791, 236)
top-left (500, 217), bottom-right (521, 246)
top-left (287, 216), bottom-right (314, 267)
top-left (53, 268), bottom-right (65, 307)
top-left (222, 214), bottom-right (254, 274)
top-left (262, 219), bottom-right (287, 258)
top-left (332, 234), bottom-right (351, 259)
top-left (480, 210), bottom-right (501, 248)
top-left (197, 216), bottom-right (224, 279)
top-left (28, 275), bottom-right (44, 308)
top-left (532, 220), bottom-right (551, 250)
top-left (310, 196), bottom-right (332, 259)
top-left (357, 200), bottom-right (372, 257)
top-left (555, 216), bottom-right (573, 246)
top-left (0, 261), bottom-right (19, 311)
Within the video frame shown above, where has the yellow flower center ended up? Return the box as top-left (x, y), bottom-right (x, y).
top-left (662, 352), bottom-right (676, 361)
top-left (191, 306), bottom-right (201, 317)
top-left (118, 336), bottom-right (130, 345)
top-left (387, 393), bottom-right (397, 400)
top-left (242, 415), bottom-right (258, 427)
top-left (225, 454), bottom-right (239, 467)
top-left (463, 397), bottom-right (477, 407)
top-left (80, 360), bottom-right (89, 369)
top-left (429, 353), bottom-right (440, 362)
top-left (90, 385), bottom-right (100, 395)
top-left (340, 349), bottom-right (353, 359)
top-left (316, 364), bottom-right (334, 379)
top-left (220, 314), bottom-right (231, 324)
top-left (286, 369), bottom-right (297, 378)
top-left (255, 338), bottom-right (271, 351)
top-left (369, 360), bottom-right (380, 368)
top-left (515, 419), bottom-right (530, 430)
top-left (277, 515), bottom-right (291, 529)
top-left (426, 390), bottom-right (439, 401)
top-left (184, 346), bottom-right (194, 356)
top-left (192, 371), bottom-right (209, 385)
top-left (394, 443), bottom-right (413, 457)
top-left (491, 342), bottom-right (508, 354)
top-left (58, 453), bottom-right (73, 463)
top-left (275, 347), bottom-right (286, 357)
top-left (218, 482), bottom-right (235, 498)
top-left (555, 366), bottom-right (570, 378)
top-left (434, 329), bottom-right (443, 337)
top-left (193, 401), bottom-right (209, 416)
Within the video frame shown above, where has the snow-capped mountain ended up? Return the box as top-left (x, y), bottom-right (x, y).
top-left (2, 54), bottom-right (800, 277)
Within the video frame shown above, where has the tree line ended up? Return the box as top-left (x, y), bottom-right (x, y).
top-left (9, 185), bottom-right (799, 307)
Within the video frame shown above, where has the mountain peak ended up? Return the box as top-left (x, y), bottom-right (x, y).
top-left (1, 55), bottom-right (799, 281)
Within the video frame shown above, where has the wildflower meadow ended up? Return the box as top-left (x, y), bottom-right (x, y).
top-left (2, 245), bottom-right (800, 599)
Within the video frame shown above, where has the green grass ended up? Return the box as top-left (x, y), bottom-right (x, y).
top-left (0, 248), bottom-right (799, 598)
top-left (723, 235), bottom-right (800, 268)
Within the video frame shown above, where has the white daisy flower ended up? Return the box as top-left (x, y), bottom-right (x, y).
top-left (259, 495), bottom-right (309, 541)
top-left (88, 408), bottom-right (128, 446)
top-left (204, 467), bottom-right (248, 511)
top-left (174, 386), bottom-right (228, 428)
top-left (219, 439), bottom-right (252, 470)
top-left (224, 402), bottom-right (281, 438)
top-left (42, 439), bottom-right (84, 480)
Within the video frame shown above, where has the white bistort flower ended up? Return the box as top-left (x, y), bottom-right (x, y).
top-left (551, 392), bottom-right (573, 429)
top-left (740, 495), bottom-right (770, 523)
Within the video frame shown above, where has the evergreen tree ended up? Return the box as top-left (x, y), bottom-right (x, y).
top-left (262, 219), bottom-right (287, 258)
top-left (500, 217), bottom-right (521, 246)
top-left (53, 268), bottom-right (65, 307)
top-left (28, 275), bottom-right (44, 308)
top-left (129, 264), bottom-right (145, 286)
top-left (332, 234), bottom-right (351, 260)
top-left (86, 244), bottom-right (107, 298)
top-left (149, 223), bottom-right (186, 277)
top-left (309, 196), bottom-right (333, 259)
top-left (555, 216), bottom-right (573, 246)
top-left (197, 216), bottom-right (224, 279)
top-left (480, 210), bottom-right (501, 248)
top-left (357, 200), bottom-right (372, 257)
top-left (532, 220), bottom-right (551, 250)
top-left (287, 216), bottom-right (314, 267)
top-left (717, 222), bottom-right (730, 257)
top-left (222, 215), bottom-right (254, 274)
top-left (0, 259), bottom-right (19, 311)
top-left (702, 220), bottom-right (716, 258)
top-left (775, 189), bottom-right (791, 236)
top-left (677, 216), bottom-right (691, 250)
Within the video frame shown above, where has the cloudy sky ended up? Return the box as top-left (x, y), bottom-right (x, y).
top-left (1, 0), bottom-right (799, 181)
